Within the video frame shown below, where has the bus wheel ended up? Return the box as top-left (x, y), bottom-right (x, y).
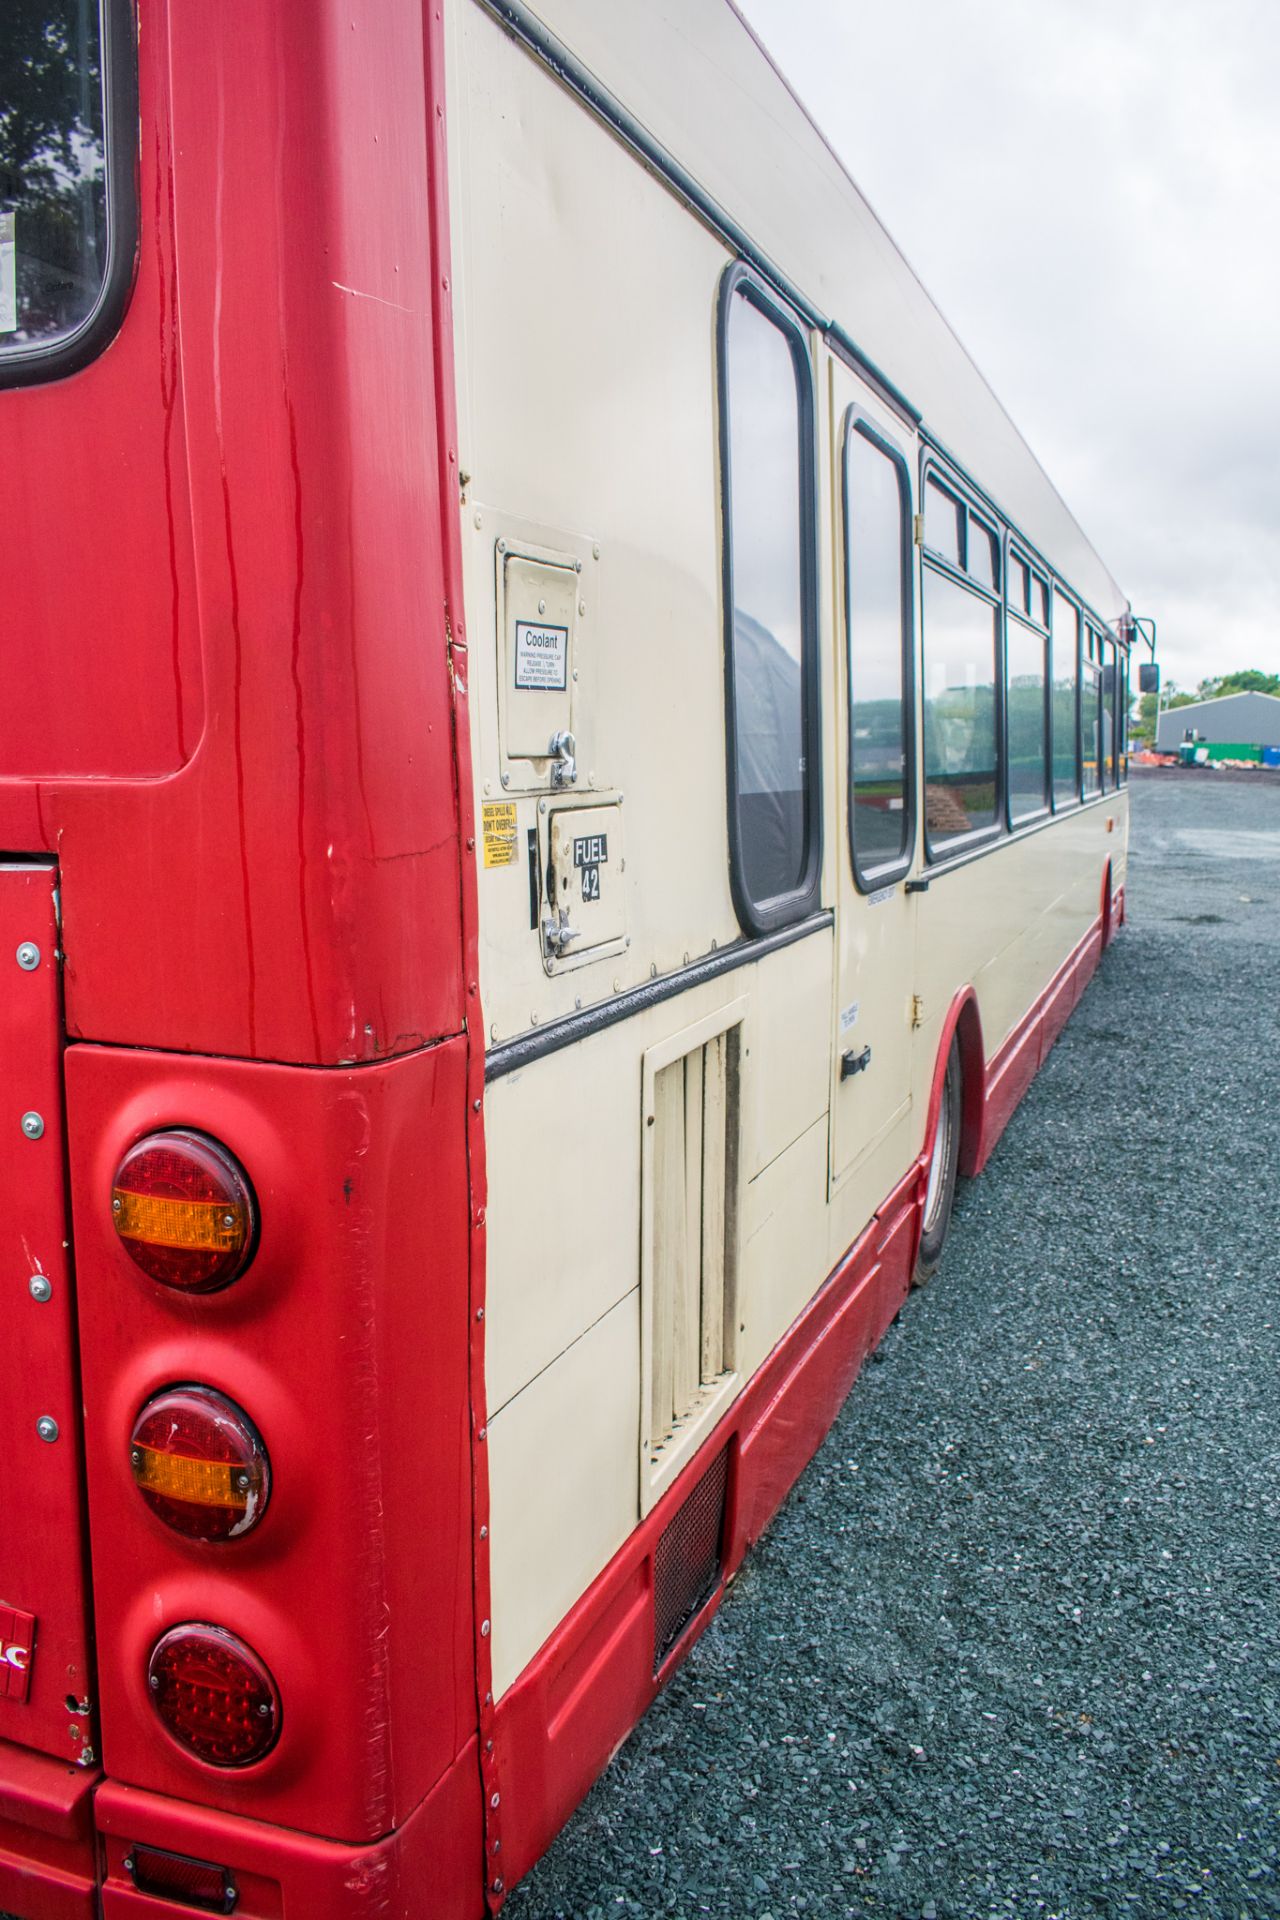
top-left (913, 1037), bottom-right (961, 1286)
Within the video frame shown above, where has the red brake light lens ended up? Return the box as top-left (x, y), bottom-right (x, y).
top-left (125, 1842), bottom-right (237, 1914)
top-left (130, 1387), bottom-right (270, 1541)
top-left (112, 1131), bottom-right (257, 1291)
top-left (147, 1624), bottom-right (281, 1767)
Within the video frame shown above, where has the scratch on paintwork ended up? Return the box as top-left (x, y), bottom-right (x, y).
top-left (331, 279), bottom-right (415, 316)
top-left (372, 840), bottom-right (451, 864)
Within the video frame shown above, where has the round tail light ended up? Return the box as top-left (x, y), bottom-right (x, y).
top-left (130, 1387), bottom-right (270, 1541)
top-left (112, 1131), bottom-right (257, 1291)
top-left (148, 1624), bottom-right (281, 1767)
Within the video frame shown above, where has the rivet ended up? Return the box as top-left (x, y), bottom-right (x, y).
top-left (538, 599), bottom-right (546, 615)
top-left (481, 1619), bottom-right (491, 1638)
top-left (473, 1098), bottom-right (482, 1112)
top-left (477, 1425), bottom-right (487, 1441)
top-left (592, 544), bottom-right (600, 560)
top-left (15, 942), bottom-right (40, 971)
top-left (486, 1737), bottom-right (494, 1753)
top-left (37, 1416), bottom-right (59, 1443)
top-left (574, 558), bottom-right (582, 573)
top-left (497, 539), bottom-right (507, 554)
top-left (578, 599), bottom-right (586, 616)
top-left (500, 773), bottom-right (510, 788)
top-left (485, 1692), bottom-right (493, 1708)
top-left (490, 1790), bottom-right (500, 1808)
top-left (474, 511), bottom-right (483, 529)
top-left (539, 799), bottom-right (547, 814)
top-left (480, 1524), bottom-right (489, 1539)
top-left (29, 1274), bottom-right (52, 1303)
top-left (21, 1112), bottom-right (45, 1140)
top-left (476, 1306), bottom-right (485, 1321)
top-left (493, 1878), bottom-right (505, 1893)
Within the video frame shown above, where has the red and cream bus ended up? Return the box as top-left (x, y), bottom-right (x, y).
top-left (0, 1), bottom-right (1132, 1914)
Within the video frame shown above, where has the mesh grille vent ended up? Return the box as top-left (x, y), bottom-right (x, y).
top-left (652, 1447), bottom-right (728, 1671)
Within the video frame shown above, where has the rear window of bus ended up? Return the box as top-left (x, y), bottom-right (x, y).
top-left (0, 0), bottom-right (134, 382)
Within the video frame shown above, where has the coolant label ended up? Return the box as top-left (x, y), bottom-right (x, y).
top-left (514, 621), bottom-right (568, 691)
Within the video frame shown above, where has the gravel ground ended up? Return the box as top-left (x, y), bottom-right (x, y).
top-left (510, 772), bottom-right (1280, 1920)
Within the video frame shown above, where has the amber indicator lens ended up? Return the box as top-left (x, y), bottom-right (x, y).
top-left (130, 1386), bottom-right (270, 1541)
top-left (148, 1624), bottom-right (281, 1767)
top-left (112, 1130), bottom-right (257, 1291)
top-left (125, 1841), bottom-right (237, 1914)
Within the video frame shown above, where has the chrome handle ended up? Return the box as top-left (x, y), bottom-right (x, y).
top-left (542, 905), bottom-right (582, 959)
top-left (549, 729), bottom-right (577, 789)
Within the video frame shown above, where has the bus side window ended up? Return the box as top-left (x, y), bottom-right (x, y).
top-left (1082, 627), bottom-right (1102, 797)
top-left (719, 269), bottom-right (820, 933)
top-left (1051, 591), bottom-right (1081, 807)
top-left (921, 478), bottom-right (1000, 857)
top-left (844, 419), bottom-right (913, 889)
top-left (1006, 554), bottom-right (1049, 825)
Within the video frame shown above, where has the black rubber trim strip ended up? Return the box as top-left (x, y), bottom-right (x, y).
top-left (475, 0), bottom-right (920, 426)
top-left (484, 909), bottom-right (833, 1082)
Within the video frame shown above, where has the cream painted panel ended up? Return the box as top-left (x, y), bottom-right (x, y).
top-left (909, 798), bottom-right (1128, 1154)
top-left (484, 1042), bottom-right (640, 1417)
top-left (512, 0), bottom-right (1127, 623)
top-left (744, 925), bottom-right (833, 1181)
top-left (488, 1290), bottom-right (640, 1698)
top-left (448, 3), bottom-right (744, 1047)
top-left (737, 1115), bottom-right (829, 1384)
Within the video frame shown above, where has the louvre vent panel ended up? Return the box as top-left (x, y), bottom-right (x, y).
top-left (648, 1026), bottom-right (739, 1462)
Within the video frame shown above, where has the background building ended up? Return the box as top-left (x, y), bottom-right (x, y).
top-left (1156, 690), bottom-right (1280, 755)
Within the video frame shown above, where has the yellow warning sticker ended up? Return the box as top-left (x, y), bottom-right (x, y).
top-left (482, 801), bottom-right (519, 868)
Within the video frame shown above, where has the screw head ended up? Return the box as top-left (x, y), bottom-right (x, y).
top-left (21, 1111), bottom-right (45, 1140)
top-left (15, 942), bottom-right (40, 971)
top-left (29, 1274), bottom-right (52, 1303)
top-left (36, 1416), bottom-right (59, 1443)
top-left (500, 773), bottom-right (510, 788)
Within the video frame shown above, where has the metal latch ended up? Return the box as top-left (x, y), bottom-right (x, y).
top-left (549, 729), bottom-right (577, 790)
top-left (840, 1043), bottom-right (872, 1082)
top-left (542, 904), bottom-right (581, 960)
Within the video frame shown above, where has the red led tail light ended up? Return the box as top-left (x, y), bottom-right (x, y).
top-left (111, 1130), bottom-right (257, 1291)
top-left (130, 1387), bottom-right (271, 1541)
top-left (148, 1624), bottom-right (280, 1767)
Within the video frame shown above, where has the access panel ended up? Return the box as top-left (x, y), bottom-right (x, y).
top-left (0, 864), bottom-right (95, 1769)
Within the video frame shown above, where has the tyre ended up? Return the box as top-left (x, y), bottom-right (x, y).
top-left (913, 1036), bottom-right (961, 1286)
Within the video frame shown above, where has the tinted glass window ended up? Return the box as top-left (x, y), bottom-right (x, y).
top-left (0, 3), bottom-right (111, 355)
top-left (1082, 653), bottom-right (1102, 796)
top-left (1101, 639), bottom-right (1116, 788)
top-left (967, 518), bottom-right (998, 592)
top-left (1118, 653), bottom-right (1129, 783)
top-left (923, 568), bottom-right (999, 850)
top-left (1007, 617), bottom-right (1047, 821)
top-left (1051, 592), bottom-right (1079, 806)
top-left (1033, 575), bottom-right (1050, 630)
top-left (1008, 553), bottom-right (1029, 615)
top-left (847, 426), bottom-right (910, 879)
top-left (725, 286), bottom-right (812, 911)
top-left (924, 479), bottom-right (962, 567)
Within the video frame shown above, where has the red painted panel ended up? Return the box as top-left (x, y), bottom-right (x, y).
top-left (0, 867), bottom-right (95, 1768)
top-left (94, 1736), bottom-right (484, 1920)
top-left (0, 1737), bottom-right (99, 1920)
top-left (65, 1038), bottom-right (475, 1842)
top-left (0, 0), bottom-right (465, 1068)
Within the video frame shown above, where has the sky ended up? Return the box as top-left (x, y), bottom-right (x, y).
top-left (735, 0), bottom-right (1280, 695)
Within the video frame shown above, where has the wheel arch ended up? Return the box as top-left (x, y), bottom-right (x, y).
top-left (924, 988), bottom-right (987, 1184)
